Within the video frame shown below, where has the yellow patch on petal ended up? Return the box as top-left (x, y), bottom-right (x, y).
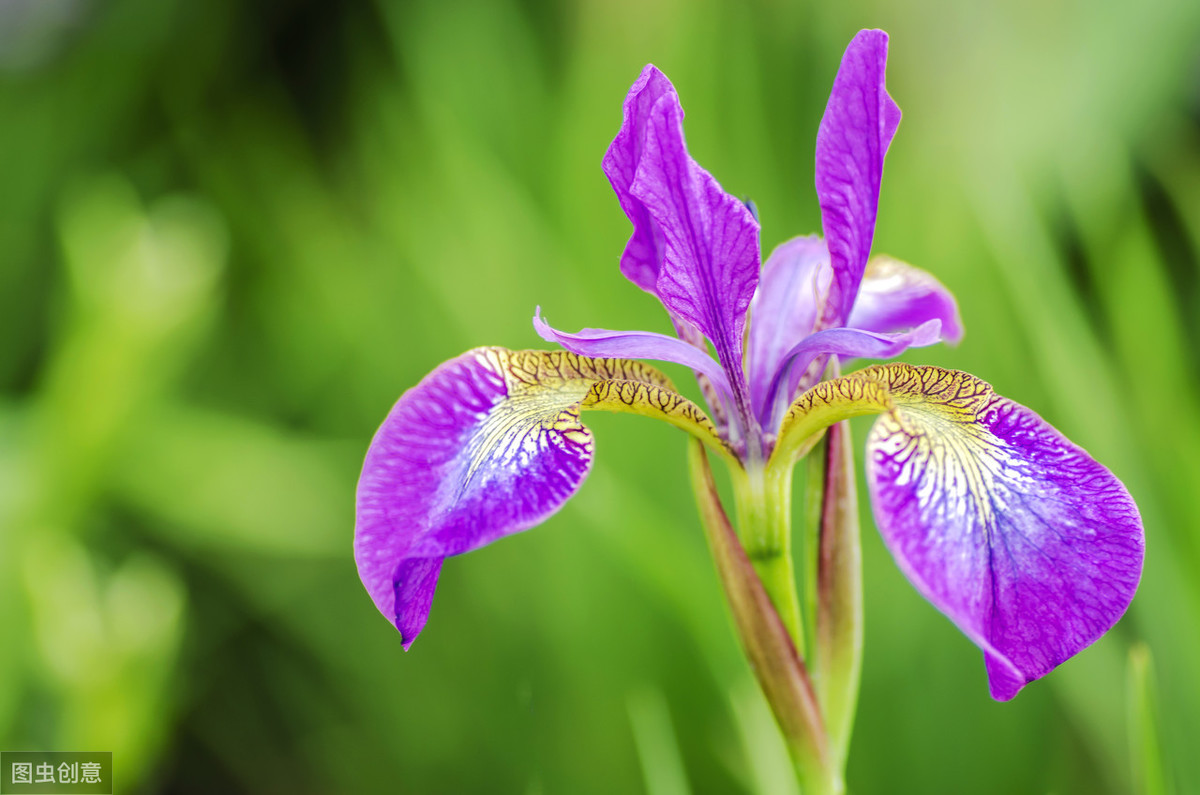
top-left (770, 372), bottom-right (894, 466)
top-left (584, 378), bottom-right (733, 463)
top-left (859, 365), bottom-right (1010, 528)
top-left (770, 363), bottom-right (999, 473)
top-left (471, 348), bottom-right (734, 471)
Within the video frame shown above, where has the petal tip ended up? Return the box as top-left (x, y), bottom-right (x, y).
top-left (985, 651), bottom-right (1028, 701)
top-left (851, 28), bottom-right (888, 49)
top-left (943, 321), bottom-right (965, 346)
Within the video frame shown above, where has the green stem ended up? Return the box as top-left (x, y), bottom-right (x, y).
top-left (801, 433), bottom-right (828, 661)
top-left (813, 421), bottom-right (863, 775)
top-left (730, 462), bottom-right (805, 655)
top-left (688, 440), bottom-right (834, 795)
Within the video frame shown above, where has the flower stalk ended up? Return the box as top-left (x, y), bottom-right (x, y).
top-left (813, 420), bottom-right (863, 770)
top-left (688, 440), bottom-right (834, 795)
top-left (730, 459), bottom-right (805, 652)
top-left (801, 432), bottom-right (827, 661)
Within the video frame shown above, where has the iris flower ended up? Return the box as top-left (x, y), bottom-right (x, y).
top-left (355, 30), bottom-right (1143, 713)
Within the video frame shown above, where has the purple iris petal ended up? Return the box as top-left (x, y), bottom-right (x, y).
top-left (847, 256), bottom-right (964, 343)
top-left (355, 348), bottom-right (594, 648)
top-left (625, 80), bottom-right (761, 412)
top-left (815, 29), bottom-right (901, 330)
top-left (533, 309), bottom-right (734, 402)
top-left (604, 64), bottom-right (675, 295)
top-left (602, 66), bottom-right (712, 362)
top-left (865, 370), bottom-right (1144, 700)
top-left (747, 235), bottom-right (831, 418)
top-left (764, 320), bottom-right (942, 428)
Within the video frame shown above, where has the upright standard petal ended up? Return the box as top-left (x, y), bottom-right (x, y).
top-left (355, 348), bottom-right (727, 647)
top-left (747, 235), bottom-right (832, 418)
top-left (860, 366), bottom-right (1144, 700)
top-left (630, 85), bottom-right (761, 412)
top-left (814, 29), bottom-right (901, 329)
top-left (604, 64), bottom-right (677, 294)
top-left (846, 255), bottom-right (963, 343)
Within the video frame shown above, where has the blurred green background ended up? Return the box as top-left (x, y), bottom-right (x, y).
top-left (1, 0), bottom-right (1198, 792)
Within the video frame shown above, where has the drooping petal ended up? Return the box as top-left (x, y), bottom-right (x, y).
top-left (604, 64), bottom-right (676, 294)
top-left (355, 348), bottom-right (727, 647)
top-left (846, 255), bottom-right (963, 343)
top-left (767, 363), bottom-right (1144, 699)
top-left (747, 235), bottom-right (832, 416)
top-left (355, 349), bottom-right (586, 647)
top-left (864, 365), bottom-right (1143, 699)
top-left (629, 82), bottom-right (761, 408)
top-left (762, 320), bottom-right (943, 429)
top-left (533, 309), bottom-right (734, 403)
top-left (814, 29), bottom-right (901, 330)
